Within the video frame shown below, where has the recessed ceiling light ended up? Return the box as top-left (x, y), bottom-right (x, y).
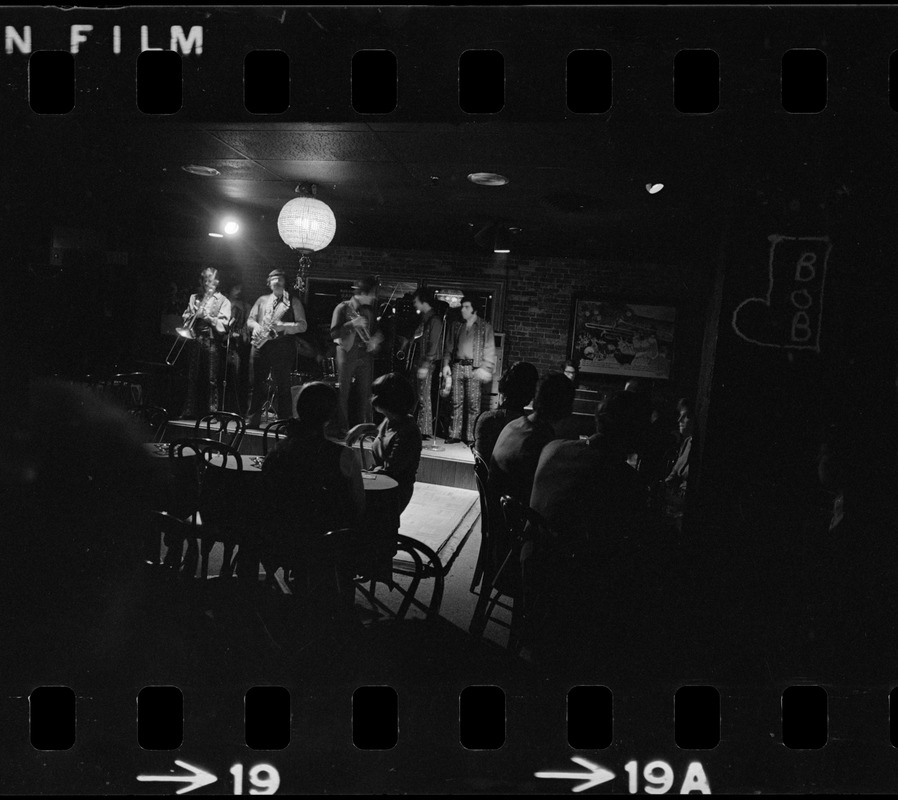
top-left (467, 172), bottom-right (509, 187)
top-left (646, 183), bottom-right (664, 194)
top-left (208, 232), bottom-right (223, 238)
top-left (182, 164), bottom-right (221, 177)
top-left (223, 220), bottom-right (239, 235)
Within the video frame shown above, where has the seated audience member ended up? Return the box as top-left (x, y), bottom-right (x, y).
top-left (489, 371), bottom-right (575, 504)
top-left (262, 382), bottom-right (365, 570)
top-left (472, 361), bottom-right (539, 462)
top-left (637, 401), bottom-right (679, 484)
top-left (525, 390), bottom-right (654, 674)
top-left (530, 390), bottom-right (649, 549)
top-left (562, 360), bottom-right (579, 385)
top-left (347, 372), bottom-right (422, 514)
top-left (665, 397), bottom-right (695, 494)
top-left (0, 380), bottom-right (156, 685)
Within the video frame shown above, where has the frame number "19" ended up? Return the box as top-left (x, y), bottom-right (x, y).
top-left (229, 764), bottom-right (280, 795)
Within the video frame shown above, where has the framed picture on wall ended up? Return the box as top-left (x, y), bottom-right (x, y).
top-left (569, 295), bottom-right (676, 380)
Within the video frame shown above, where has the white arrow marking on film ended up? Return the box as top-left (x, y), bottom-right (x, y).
top-left (137, 760), bottom-right (217, 795)
top-left (535, 756), bottom-right (616, 792)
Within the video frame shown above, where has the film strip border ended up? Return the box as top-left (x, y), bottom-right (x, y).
top-left (18, 683), bottom-right (898, 751)
top-left (13, 47), bottom-right (897, 116)
top-left (3, 7), bottom-right (898, 122)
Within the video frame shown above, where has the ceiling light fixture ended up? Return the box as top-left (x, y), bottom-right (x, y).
top-left (493, 225), bottom-right (511, 254)
top-left (223, 220), bottom-right (239, 235)
top-left (208, 232), bottom-right (223, 238)
top-left (467, 172), bottom-right (509, 187)
top-left (277, 183), bottom-right (337, 292)
top-left (646, 183), bottom-right (664, 194)
top-left (182, 164), bottom-right (221, 177)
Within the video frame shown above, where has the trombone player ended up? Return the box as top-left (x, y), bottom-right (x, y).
top-left (178, 267), bottom-right (231, 419)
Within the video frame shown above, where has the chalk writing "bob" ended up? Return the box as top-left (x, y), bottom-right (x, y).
top-left (731, 234), bottom-right (832, 353)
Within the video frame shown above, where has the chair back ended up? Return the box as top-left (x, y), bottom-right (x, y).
top-left (165, 438), bottom-right (241, 519)
top-left (391, 535), bottom-right (445, 620)
top-left (472, 454), bottom-right (491, 535)
top-left (195, 411), bottom-right (246, 450)
top-left (262, 418), bottom-right (293, 455)
top-left (168, 437), bottom-right (242, 467)
top-left (104, 371), bottom-right (150, 408)
top-left (343, 530), bottom-right (445, 621)
top-left (357, 432), bottom-right (378, 471)
top-left (198, 445), bottom-right (255, 539)
top-left (128, 405), bottom-right (170, 443)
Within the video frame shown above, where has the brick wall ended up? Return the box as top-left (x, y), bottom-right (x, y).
top-left (158, 236), bottom-right (706, 400)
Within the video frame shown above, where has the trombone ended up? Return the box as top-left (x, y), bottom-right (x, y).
top-left (165, 302), bottom-right (200, 366)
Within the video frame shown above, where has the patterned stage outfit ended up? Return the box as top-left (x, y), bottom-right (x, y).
top-left (442, 314), bottom-right (496, 443)
top-left (412, 307), bottom-right (444, 437)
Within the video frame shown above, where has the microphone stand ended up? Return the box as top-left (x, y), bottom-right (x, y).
top-left (221, 314), bottom-right (240, 417)
top-left (423, 306), bottom-right (450, 453)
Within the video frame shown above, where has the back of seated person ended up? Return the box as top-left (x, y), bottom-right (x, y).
top-left (473, 361), bottom-right (539, 462)
top-left (0, 379), bottom-right (158, 685)
top-left (530, 390), bottom-right (649, 555)
top-left (489, 371), bottom-right (574, 505)
top-left (526, 390), bottom-right (653, 675)
top-left (263, 383), bottom-right (364, 561)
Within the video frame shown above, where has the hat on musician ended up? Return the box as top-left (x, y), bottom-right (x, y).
top-left (352, 276), bottom-right (379, 295)
top-left (267, 269), bottom-right (287, 282)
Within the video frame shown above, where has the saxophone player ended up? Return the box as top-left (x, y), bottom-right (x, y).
top-left (329, 276), bottom-right (384, 437)
top-left (245, 269), bottom-right (308, 429)
top-left (179, 268), bottom-right (231, 419)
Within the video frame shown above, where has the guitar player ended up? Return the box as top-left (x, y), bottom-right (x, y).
top-left (245, 269), bottom-right (308, 429)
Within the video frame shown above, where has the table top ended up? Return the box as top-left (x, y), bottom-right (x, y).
top-left (146, 444), bottom-right (399, 491)
top-left (362, 471), bottom-right (398, 491)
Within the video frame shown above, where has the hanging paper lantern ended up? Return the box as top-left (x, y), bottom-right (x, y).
top-left (277, 196), bottom-right (336, 252)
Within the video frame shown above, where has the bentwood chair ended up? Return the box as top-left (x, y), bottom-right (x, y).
top-left (128, 405), bottom-right (170, 443)
top-left (262, 418), bottom-right (293, 455)
top-left (166, 437), bottom-right (242, 529)
top-left (468, 494), bottom-right (549, 655)
top-left (104, 371), bottom-right (151, 408)
top-left (194, 411), bottom-right (246, 451)
top-left (183, 439), bottom-right (251, 579)
top-left (356, 432), bottom-right (378, 471)
top-left (149, 509), bottom-right (202, 575)
top-left (469, 451), bottom-right (492, 592)
top-left (351, 533), bottom-right (446, 622)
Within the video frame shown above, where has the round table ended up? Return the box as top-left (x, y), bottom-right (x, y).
top-left (143, 442), bottom-right (172, 458)
top-left (362, 472), bottom-right (399, 492)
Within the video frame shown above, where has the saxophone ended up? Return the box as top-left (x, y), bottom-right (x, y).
top-left (251, 295), bottom-right (291, 350)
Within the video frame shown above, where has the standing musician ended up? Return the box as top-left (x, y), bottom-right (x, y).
top-left (223, 282), bottom-right (250, 414)
top-left (179, 268), bottom-right (231, 419)
top-left (410, 287), bottom-right (444, 440)
top-left (441, 297), bottom-right (496, 444)
top-left (329, 276), bottom-right (384, 438)
top-left (245, 269), bottom-right (308, 429)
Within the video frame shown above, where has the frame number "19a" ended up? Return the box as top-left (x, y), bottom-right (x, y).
top-left (624, 761), bottom-right (711, 794)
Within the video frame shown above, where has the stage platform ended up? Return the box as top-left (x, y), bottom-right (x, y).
top-left (162, 418), bottom-right (476, 490)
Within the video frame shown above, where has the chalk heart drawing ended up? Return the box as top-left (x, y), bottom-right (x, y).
top-left (731, 234), bottom-right (832, 353)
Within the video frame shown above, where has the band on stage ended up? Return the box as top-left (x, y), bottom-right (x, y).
top-left (171, 270), bottom-right (496, 440)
